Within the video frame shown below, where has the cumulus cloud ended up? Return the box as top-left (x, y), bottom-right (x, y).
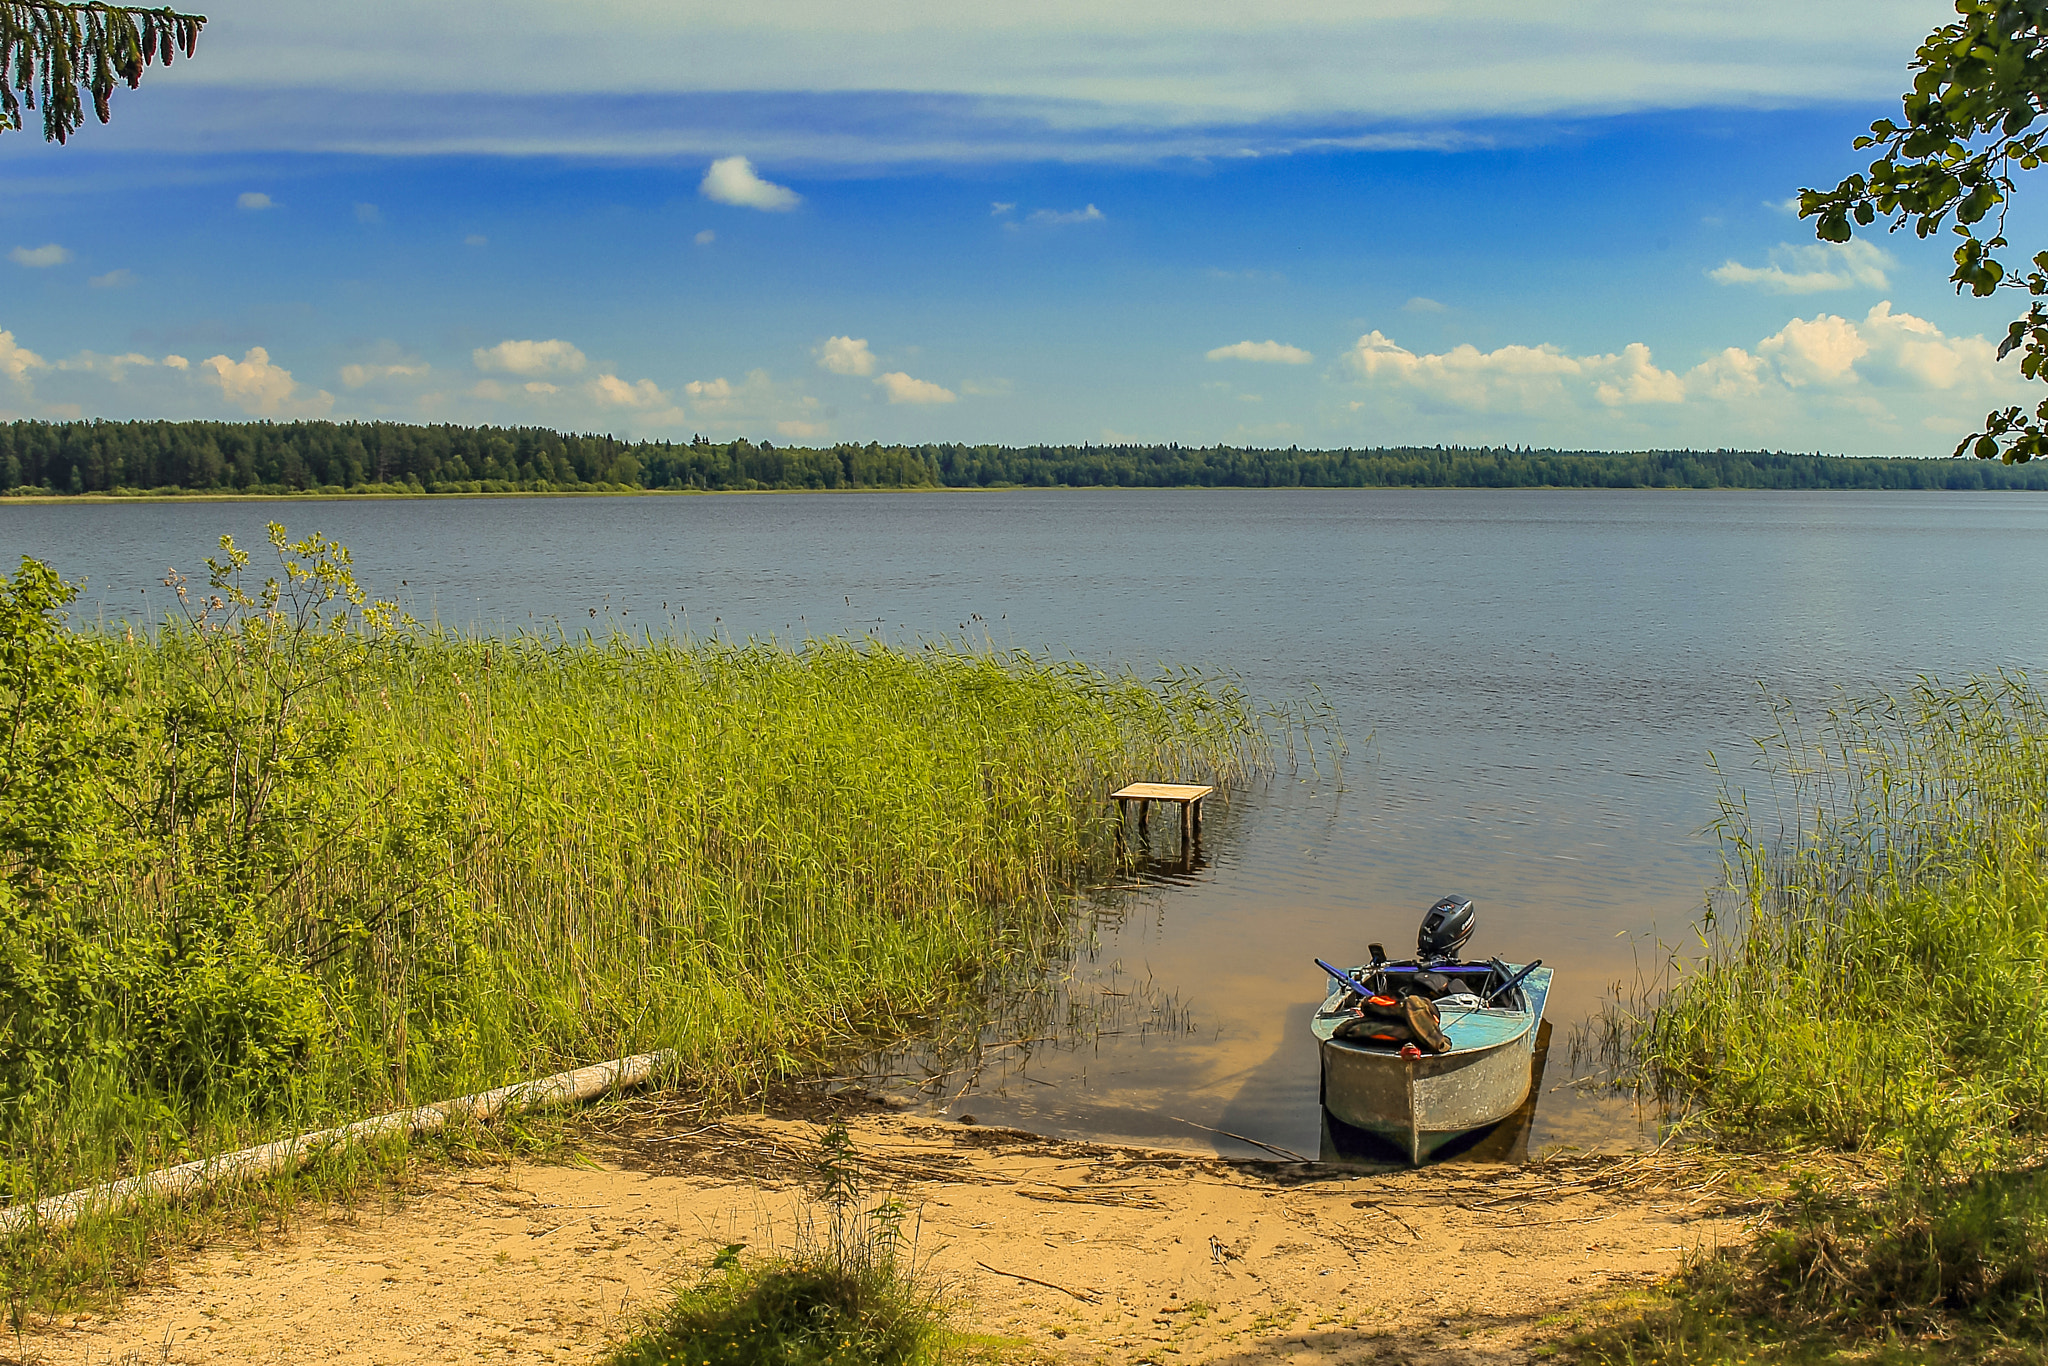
top-left (685, 377), bottom-right (735, 401)
top-left (341, 361), bottom-right (430, 388)
top-left (699, 156), bottom-right (801, 211)
top-left (10, 244), bottom-right (71, 268)
top-left (1709, 240), bottom-right (1891, 294)
top-left (1027, 204), bottom-right (1104, 225)
top-left (589, 373), bottom-right (670, 408)
top-left (163, 354), bottom-right (188, 370)
top-left (200, 347), bottom-right (332, 416)
top-left (472, 338), bottom-right (588, 376)
top-left (1206, 339), bottom-right (1313, 364)
top-left (237, 192), bottom-right (274, 211)
top-left (1339, 302), bottom-right (2021, 448)
top-left (0, 329), bottom-right (48, 384)
top-left (88, 268), bottom-right (133, 288)
top-left (876, 371), bottom-right (956, 404)
top-left (816, 335), bottom-right (877, 376)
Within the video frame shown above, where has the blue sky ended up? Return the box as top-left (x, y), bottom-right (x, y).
top-left (1, 0), bottom-right (2034, 455)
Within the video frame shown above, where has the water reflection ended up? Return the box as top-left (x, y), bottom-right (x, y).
top-left (10, 490), bottom-right (2047, 1160)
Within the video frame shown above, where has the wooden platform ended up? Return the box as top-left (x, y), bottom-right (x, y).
top-left (1109, 783), bottom-right (1215, 804)
top-left (1110, 783), bottom-right (1214, 856)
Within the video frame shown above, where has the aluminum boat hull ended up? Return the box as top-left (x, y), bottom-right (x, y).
top-left (1312, 965), bottom-right (1553, 1165)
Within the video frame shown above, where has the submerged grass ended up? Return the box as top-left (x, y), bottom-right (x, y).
top-left (1577, 676), bottom-right (2048, 1361)
top-left (0, 527), bottom-right (1292, 1324)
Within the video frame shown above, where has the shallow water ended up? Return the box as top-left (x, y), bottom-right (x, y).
top-left (10, 488), bottom-right (2047, 1159)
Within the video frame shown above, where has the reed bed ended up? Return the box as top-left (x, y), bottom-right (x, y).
top-left (0, 528), bottom-right (1281, 1248)
top-left (1603, 674), bottom-right (2048, 1349)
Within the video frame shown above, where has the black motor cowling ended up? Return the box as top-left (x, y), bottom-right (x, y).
top-left (1417, 894), bottom-right (1475, 964)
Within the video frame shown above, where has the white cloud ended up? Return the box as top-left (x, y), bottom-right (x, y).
top-left (523, 380), bottom-right (559, 395)
top-left (472, 338), bottom-right (588, 376)
top-left (776, 419), bottom-right (829, 438)
top-left (1027, 203), bottom-right (1104, 226)
top-left (163, 354), bottom-right (188, 370)
top-left (1403, 296), bottom-right (1447, 313)
top-left (816, 335), bottom-right (878, 376)
top-left (1709, 240), bottom-right (1891, 294)
top-left (200, 347), bottom-right (332, 416)
top-left (341, 361), bottom-right (430, 388)
top-left (0, 330), bottom-right (48, 383)
top-left (958, 377), bottom-right (1012, 395)
top-left (88, 268), bottom-right (133, 288)
top-left (1206, 339), bottom-right (1313, 364)
top-left (1338, 302), bottom-right (2026, 452)
top-left (354, 202), bottom-right (382, 224)
top-left (464, 233), bottom-right (488, 247)
top-left (589, 373), bottom-right (670, 408)
top-left (875, 371), bottom-right (956, 404)
top-left (682, 368), bottom-right (828, 435)
top-left (699, 156), bottom-right (801, 211)
top-left (694, 228), bottom-right (716, 245)
top-left (55, 351), bottom-right (158, 380)
top-left (237, 191), bottom-right (274, 211)
top-left (991, 202), bottom-right (1015, 216)
top-left (10, 244), bottom-right (71, 268)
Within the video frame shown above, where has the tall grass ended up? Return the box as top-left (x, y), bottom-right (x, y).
top-left (1609, 675), bottom-right (2048, 1347)
top-left (1645, 675), bottom-right (2048, 1162)
top-left (0, 529), bottom-right (1281, 1244)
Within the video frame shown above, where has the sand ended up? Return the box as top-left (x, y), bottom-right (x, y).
top-left (12, 1103), bottom-right (1753, 1366)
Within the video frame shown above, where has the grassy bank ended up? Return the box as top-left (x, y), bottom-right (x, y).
top-left (0, 525), bottom-right (1278, 1314)
top-left (1581, 678), bottom-right (2048, 1361)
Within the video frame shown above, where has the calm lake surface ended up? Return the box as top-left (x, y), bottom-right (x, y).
top-left (8, 489), bottom-right (2047, 1160)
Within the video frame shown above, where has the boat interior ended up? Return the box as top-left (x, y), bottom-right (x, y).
top-left (1319, 960), bottom-right (1536, 1017)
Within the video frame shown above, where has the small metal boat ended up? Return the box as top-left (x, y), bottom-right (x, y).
top-left (1311, 895), bottom-right (1553, 1165)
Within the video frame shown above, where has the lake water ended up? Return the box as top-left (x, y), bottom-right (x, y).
top-left (8, 489), bottom-right (2047, 1161)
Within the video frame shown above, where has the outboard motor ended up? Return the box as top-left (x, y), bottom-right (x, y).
top-left (1417, 895), bottom-right (1475, 965)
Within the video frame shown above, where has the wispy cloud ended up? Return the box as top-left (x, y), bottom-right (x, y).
top-left (237, 191), bottom-right (274, 211)
top-left (700, 155), bottom-right (800, 211)
top-left (472, 338), bottom-right (588, 376)
top-left (1709, 240), bottom-right (1891, 294)
top-left (88, 268), bottom-right (134, 289)
top-left (1403, 296), bottom-right (1448, 313)
top-left (1027, 204), bottom-right (1104, 226)
top-left (1206, 339), bottom-right (1312, 364)
top-left (10, 244), bottom-right (71, 268)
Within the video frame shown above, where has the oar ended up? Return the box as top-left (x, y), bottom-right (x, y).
top-left (1314, 958), bottom-right (1377, 1000)
top-left (1482, 959), bottom-right (1543, 1006)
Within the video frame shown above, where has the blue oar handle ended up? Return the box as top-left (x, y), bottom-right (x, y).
top-left (1314, 958), bottom-right (1377, 1000)
top-left (1483, 959), bottom-right (1543, 1006)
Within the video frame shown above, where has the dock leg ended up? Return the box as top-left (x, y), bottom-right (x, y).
top-left (1138, 800), bottom-right (1150, 841)
top-left (1179, 801), bottom-right (1193, 858)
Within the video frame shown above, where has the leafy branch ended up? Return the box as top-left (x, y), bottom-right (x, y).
top-left (1, 0), bottom-right (204, 144)
top-left (1800, 1), bottom-right (2048, 462)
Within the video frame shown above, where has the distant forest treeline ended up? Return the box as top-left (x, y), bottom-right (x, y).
top-left (6, 420), bottom-right (2048, 494)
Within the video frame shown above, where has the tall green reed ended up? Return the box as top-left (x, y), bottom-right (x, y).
top-left (1643, 675), bottom-right (2048, 1164)
top-left (1614, 675), bottom-right (2048, 1340)
top-left (0, 525), bottom-right (1281, 1215)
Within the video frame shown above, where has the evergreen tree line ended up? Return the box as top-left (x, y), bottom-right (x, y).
top-left (6, 420), bottom-right (2048, 494)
